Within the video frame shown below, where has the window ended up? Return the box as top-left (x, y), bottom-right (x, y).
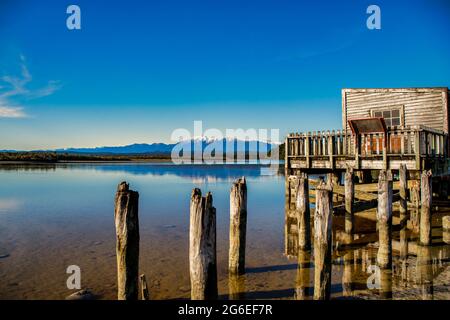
top-left (372, 107), bottom-right (402, 127)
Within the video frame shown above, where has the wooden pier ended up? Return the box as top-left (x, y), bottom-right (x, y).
top-left (284, 88), bottom-right (450, 282)
top-left (285, 126), bottom-right (447, 173)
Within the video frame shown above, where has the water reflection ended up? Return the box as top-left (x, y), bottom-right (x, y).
top-left (0, 162), bottom-right (285, 300)
top-left (0, 198), bottom-right (22, 213)
top-left (285, 175), bottom-right (450, 300)
top-left (416, 245), bottom-right (433, 300)
top-left (228, 274), bottom-right (246, 300)
top-left (295, 249), bottom-right (311, 300)
top-left (0, 163), bottom-right (282, 183)
top-left (342, 236), bottom-right (354, 297)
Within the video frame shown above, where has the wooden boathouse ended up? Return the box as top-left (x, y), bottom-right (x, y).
top-left (285, 87), bottom-right (450, 260)
top-left (285, 88), bottom-right (449, 175)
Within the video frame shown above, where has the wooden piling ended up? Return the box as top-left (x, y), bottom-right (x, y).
top-left (332, 172), bottom-right (340, 202)
top-left (229, 177), bottom-right (247, 275)
top-left (443, 216), bottom-right (450, 244)
top-left (189, 188), bottom-right (218, 300)
top-left (296, 172), bottom-right (311, 251)
top-left (313, 177), bottom-right (333, 300)
top-left (410, 180), bottom-right (421, 233)
top-left (399, 164), bottom-right (407, 217)
top-left (420, 170), bottom-right (432, 246)
top-left (399, 165), bottom-right (408, 261)
top-left (114, 181), bottom-right (140, 300)
top-left (344, 169), bottom-right (354, 234)
top-left (377, 170), bottom-right (393, 269)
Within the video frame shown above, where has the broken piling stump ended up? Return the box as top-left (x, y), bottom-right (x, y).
top-left (296, 172), bottom-right (311, 251)
top-left (420, 170), bottom-right (433, 246)
top-left (399, 164), bottom-right (408, 218)
top-left (443, 216), bottom-right (450, 244)
top-left (313, 177), bottom-right (333, 300)
top-left (229, 177), bottom-right (247, 275)
top-left (189, 189), bottom-right (218, 300)
top-left (377, 170), bottom-right (393, 269)
top-left (344, 169), bottom-right (355, 234)
top-left (114, 181), bottom-right (140, 300)
top-left (410, 180), bottom-right (421, 233)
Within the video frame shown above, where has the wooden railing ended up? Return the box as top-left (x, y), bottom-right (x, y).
top-left (286, 126), bottom-right (447, 170)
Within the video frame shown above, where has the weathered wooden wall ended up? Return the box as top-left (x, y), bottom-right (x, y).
top-left (342, 88), bottom-right (449, 133)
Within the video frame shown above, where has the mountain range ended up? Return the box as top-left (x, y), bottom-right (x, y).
top-left (3, 139), bottom-right (278, 155)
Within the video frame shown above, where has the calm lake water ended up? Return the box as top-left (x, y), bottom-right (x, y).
top-left (0, 163), bottom-right (449, 300)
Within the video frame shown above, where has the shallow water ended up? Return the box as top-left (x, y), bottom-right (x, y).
top-left (0, 163), bottom-right (449, 300)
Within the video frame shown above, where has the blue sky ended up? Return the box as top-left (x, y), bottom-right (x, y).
top-left (0, 0), bottom-right (449, 150)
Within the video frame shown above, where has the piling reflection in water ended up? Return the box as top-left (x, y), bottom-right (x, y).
top-left (341, 234), bottom-right (354, 297)
top-left (416, 245), bottom-right (433, 300)
top-left (228, 274), bottom-right (246, 300)
top-left (379, 268), bottom-right (393, 299)
top-left (284, 174), bottom-right (450, 300)
top-left (295, 249), bottom-right (311, 300)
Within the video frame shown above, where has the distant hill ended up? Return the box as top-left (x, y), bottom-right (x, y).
top-left (56, 143), bottom-right (174, 154)
top-left (3, 139), bottom-right (278, 155)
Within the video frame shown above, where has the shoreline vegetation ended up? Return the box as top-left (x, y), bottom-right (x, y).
top-left (0, 144), bottom-right (285, 164)
top-left (0, 152), bottom-right (172, 163)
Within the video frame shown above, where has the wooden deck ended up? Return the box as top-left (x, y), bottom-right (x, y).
top-left (285, 125), bottom-right (448, 174)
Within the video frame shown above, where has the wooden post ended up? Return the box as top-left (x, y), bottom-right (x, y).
top-left (415, 130), bottom-right (421, 170)
top-left (399, 164), bottom-right (408, 261)
top-left (420, 170), bottom-right (433, 246)
top-left (229, 177), bottom-right (247, 275)
top-left (328, 131), bottom-right (334, 170)
top-left (344, 169), bottom-right (354, 234)
top-left (305, 133), bottom-right (310, 168)
top-left (140, 274), bottom-right (149, 300)
top-left (377, 170), bottom-right (393, 269)
top-left (332, 172), bottom-right (340, 202)
top-left (382, 133), bottom-right (388, 170)
top-left (410, 180), bottom-right (421, 233)
top-left (313, 177), bottom-right (333, 300)
top-left (284, 137), bottom-right (289, 172)
top-left (114, 181), bottom-right (140, 300)
top-left (443, 216), bottom-right (450, 244)
top-left (296, 172), bottom-right (311, 251)
top-left (189, 188), bottom-right (218, 300)
top-left (399, 220), bottom-right (408, 261)
top-left (399, 164), bottom-right (408, 217)
top-left (355, 134), bottom-right (360, 170)
top-left (295, 249), bottom-right (311, 300)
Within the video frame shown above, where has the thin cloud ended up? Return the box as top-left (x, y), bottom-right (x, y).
top-left (0, 105), bottom-right (26, 118)
top-left (0, 55), bottom-right (61, 118)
